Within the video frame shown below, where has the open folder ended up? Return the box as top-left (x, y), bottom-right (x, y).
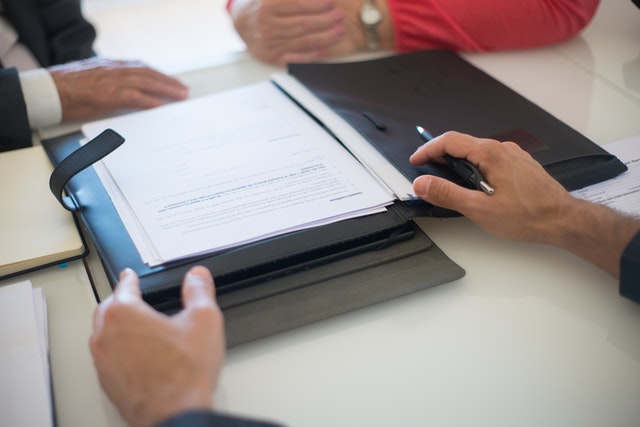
top-left (43, 51), bottom-right (625, 345)
top-left (285, 50), bottom-right (627, 192)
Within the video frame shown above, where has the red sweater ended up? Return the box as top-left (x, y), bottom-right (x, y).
top-left (388, 0), bottom-right (600, 52)
top-left (226, 0), bottom-right (600, 52)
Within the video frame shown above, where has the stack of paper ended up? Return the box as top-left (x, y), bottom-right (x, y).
top-left (571, 135), bottom-right (640, 216)
top-left (0, 280), bottom-right (52, 427)
top-left (82, 82), bottom-right (394, 266)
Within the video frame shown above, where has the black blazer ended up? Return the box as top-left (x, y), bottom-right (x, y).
top-left (0, 0), bottom-right (96, 151)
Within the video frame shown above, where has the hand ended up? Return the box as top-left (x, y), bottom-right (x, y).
top-left (229, 0), bottom-right (347, 65)
top-left (49, 58), bottom-right (189, 122)
top-left (410, 131), bottom-right (640, 277)
top-left (409, 131), bottom-right (575, 244)
top-left (90, 266), bottom-right (225, 427)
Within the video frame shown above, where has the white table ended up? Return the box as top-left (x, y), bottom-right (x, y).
top-left (5, 1), bottom-right (640, 426)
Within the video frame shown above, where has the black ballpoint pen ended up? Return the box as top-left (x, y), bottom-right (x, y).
top-left (415, 125), bottom-right (494, 195)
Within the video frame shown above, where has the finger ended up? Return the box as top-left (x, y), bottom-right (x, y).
top-left (121, 69), bottom-right (189, 101)
top-left (274, 0), bottom-right (337, 16)
top-left (284, 23), bottom-right (346, 52)
top-left (113, 268), bottom-right (143, 302)
top-left (107, 89), bottom-right (171, 111)
top-left (413, 174), bottom-right (484, 214)
top-left (409, 131), bottom-right (474, 164)
top-left (272, 10), bottom-right (344, 39)
top-left (92, 297), bottom-right (109, 334)
top-left (181, 266), bottom-right (216, 309)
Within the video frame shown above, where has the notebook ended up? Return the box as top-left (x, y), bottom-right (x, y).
top-left (0, 146), bottom-right (85, 279)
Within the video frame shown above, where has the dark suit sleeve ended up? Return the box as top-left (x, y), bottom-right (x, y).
top-left (155, 410), bottom-right (284, 427)
top-left (620, 231), bottom-right (640, 303)
top-left (0, 68), bottom-right (33, 152)
top-left (36, 0), bottom-right (96, 65)
top-left (4, 0), bottom-right (96, 67)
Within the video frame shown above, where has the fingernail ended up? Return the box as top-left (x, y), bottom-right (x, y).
top-left (413, 177), bottom-right (426, 196)
top-left (186, 266), bottom-right (208, 285)
top-left (120, 267), bottom-right (134, 280)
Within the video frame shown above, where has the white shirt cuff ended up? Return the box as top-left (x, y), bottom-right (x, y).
top-left (18, 68), bottom-right (63, 129)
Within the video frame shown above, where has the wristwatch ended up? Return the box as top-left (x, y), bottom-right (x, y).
top-left (359, 0), bottom-right (382, 50)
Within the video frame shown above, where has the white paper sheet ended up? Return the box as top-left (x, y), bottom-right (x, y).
top-left (0, 280), bottom-right (52, 427)
top-left (272, 73), bottom-right (418, 201)
top-left (571, 135), bottom-right (640, 217)
top-left (83, 82), bottom-right (394, 265)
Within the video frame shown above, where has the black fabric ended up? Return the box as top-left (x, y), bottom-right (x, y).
top-left (0, 68), bottom-right (32, 151)
top-left (155, 410), bottom-right (282, 427)
top-left (288, 50), bottom-right (628, 192)
top-left (620, 231), bottom-right (640, 303)
top-left (0, 0), bottom-right (96, 151)
top-left (2, 0), bottom-right (95, 67)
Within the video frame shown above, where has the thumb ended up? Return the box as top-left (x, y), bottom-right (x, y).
top-left (181, 265), bottom-right (216, 309)
top-left (413, 175), bottom-right (477, 214)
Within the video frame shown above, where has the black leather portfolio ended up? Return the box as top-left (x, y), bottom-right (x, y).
top-left (44, 131), bottom-right (465, 345)
top-left (288, 50), bottom-right (627, 191)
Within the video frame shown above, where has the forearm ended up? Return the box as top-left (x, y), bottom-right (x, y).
top-left (544, 198), bottom-right (640, 278)
top-left (386, 0), bottom-right (600, 52)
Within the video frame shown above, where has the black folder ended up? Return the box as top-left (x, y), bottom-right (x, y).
top-left (44, 131), bottom-right (465, 345)
top-left (287, 50), bottom-right (627, 191)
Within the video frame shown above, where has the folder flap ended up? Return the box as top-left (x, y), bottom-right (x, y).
top-left (288, 50), bottom-right (628, 192)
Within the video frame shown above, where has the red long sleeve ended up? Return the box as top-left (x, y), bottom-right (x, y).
top-left (387, 0), bottom-right (600, 52)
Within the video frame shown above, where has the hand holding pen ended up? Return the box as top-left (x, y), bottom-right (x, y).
top-left (415, 126), bottom-right (495, 195)
top-left (408, 130), bottom-right (583, 246)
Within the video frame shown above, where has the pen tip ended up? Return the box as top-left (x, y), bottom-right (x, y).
top-left (416, 125), bottom-right (424, 133)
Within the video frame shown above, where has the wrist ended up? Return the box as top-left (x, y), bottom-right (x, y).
top-left (355, 0), bottom-right (394, 51)
top-left (133, 394), bottom-right (214, 427)
top-left (545, 197), bottom-right (640, 277)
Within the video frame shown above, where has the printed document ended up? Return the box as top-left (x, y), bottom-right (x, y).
top-left (83, 82), bottom-right (394, 266)
top-left (571, 135), bottom-right (640, 217)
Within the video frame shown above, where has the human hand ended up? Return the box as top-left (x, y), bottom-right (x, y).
top-left (49, 58), bottom-right (189, 122)
top-left (90, 266), bottom-right (225, 427)
top-left (409, 131), bottom-right (575, 244)
top-left (229, 0), bottom-right (347, 65)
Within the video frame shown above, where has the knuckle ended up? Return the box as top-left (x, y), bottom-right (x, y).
top-left (431, 178), bottom-right (452, 203)
top-left (440, 130), bottom-right (461, 140)
top-left (191, 303), bottom-right (223, 325)
top-left (101, 300), bottom-right (128, 324)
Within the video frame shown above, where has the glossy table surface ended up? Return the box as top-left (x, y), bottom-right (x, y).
top-left (5, 1), bottom-right (639, 426)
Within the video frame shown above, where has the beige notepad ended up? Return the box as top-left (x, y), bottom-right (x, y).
top-left (0, 146), bottom-right (85, 278)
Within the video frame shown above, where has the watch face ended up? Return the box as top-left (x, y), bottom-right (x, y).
top-left (361, 4), bottom-right (382, 25)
